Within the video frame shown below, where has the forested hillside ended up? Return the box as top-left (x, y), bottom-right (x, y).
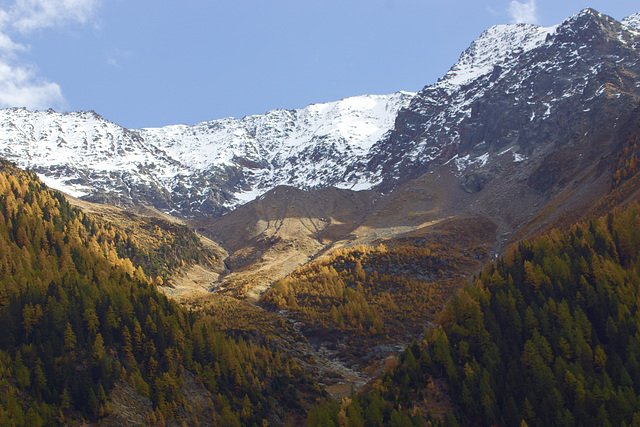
top-left (261, 217), bottom-right (493, 366)
top-left (310, 201), bottom-right (640, 426)
top-left (0, 160), bottom-right (319, 425)
top-left (436, 205), bottom-right (640, 425)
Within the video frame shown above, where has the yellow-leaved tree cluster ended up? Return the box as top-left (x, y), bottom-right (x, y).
top-left (0, 160), bottom-right (320, 425)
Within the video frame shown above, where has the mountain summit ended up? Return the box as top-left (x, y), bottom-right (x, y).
top-left (367, 8), bottom-right (640, 185)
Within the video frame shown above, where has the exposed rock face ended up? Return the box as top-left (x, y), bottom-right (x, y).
top-left (367, 9), bottom-right (640, 197)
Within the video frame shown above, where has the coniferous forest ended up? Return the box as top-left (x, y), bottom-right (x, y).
top-left (306, 203), bottom-right (640, 426)
top-left (0, 160), bottom-right (320, 425)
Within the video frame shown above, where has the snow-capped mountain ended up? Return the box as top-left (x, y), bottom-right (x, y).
top-left (0, 8), bottom-right (639, 220)
top-left (0, 92), bottom-right (413, 217)
top-left (366, 8), bottom-right (640, 190)
top-left (140, 92), bottom-right (414, 204)
top-left (622, 11), bottom-right (640, 29)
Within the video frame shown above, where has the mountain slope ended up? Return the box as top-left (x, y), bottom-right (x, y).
top-left (0, 92), bottom-right (413, 218)
top-left (0, 159), bottom-right (321, 425)
top-left (352, 8), bottom-right (640, 248)
top-left (309, 199), bottom-right (640, 425)
top-left (369, 8), bottom-right (640, 182)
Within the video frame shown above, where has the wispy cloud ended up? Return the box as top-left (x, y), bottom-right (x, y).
top-left (0, 0), bottom-right (101, 110)
top-left (107, 48), bottom-right (132, 69)
top-left (9, 0), bottom-right (101, 33)
top-left (508, 0), bottom-right (539, 25)
top-left (0, 62), bottom-right (63, 109)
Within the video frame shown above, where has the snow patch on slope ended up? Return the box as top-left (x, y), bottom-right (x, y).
top-left (437, 23), bottom-right (556, 92)
top-left (622, 12), bottom-right (640, 30)
top-left (445, 153), bottom-right (490, 175)
top-left (38, 174), bottom-right (92, 198)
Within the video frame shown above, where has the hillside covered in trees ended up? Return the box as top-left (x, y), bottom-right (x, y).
top-left (260, 217), bottom-right (494, 367)
top-left (309, 201), bottom-right (640, 425)
top-left (0, 160), bottom-right (320, 425)
top-left (4, 157), bottom-right (640, 425)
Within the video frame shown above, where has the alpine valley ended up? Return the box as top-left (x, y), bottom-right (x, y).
top-left (1, 7), bottom-right (640, 426)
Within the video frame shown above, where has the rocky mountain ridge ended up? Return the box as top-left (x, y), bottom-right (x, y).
top-left (0, 92), bottom-right (414, 218)
top-left (367, 9), bottom-right (640, 187)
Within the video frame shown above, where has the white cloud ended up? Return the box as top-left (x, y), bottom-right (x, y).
top-left (508, 0), bottom-right (538, 25)
top-left (0, 33), bottom-right (26, 54)
top-left (0, 0), bottom-right (100, 110)
top-left (0, 62), bottom-right (63, 109)
top-left (9, 0), bottom-right (101, 33)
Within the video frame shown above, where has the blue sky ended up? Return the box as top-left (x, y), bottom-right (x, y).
top-left (0, 1), bottom-right (638, 129)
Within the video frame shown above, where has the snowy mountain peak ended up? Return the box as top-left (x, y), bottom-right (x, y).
top-left (140, 90), bottom-right (414, 180)
top-left (622, 12), bottom-right (640, 30)
top-left (559, 7), bottom-right (624, 33)
top-left (574, 7), bottom-right (602, 18)
top-left (366, 7), bottom-right (640, 187)
top-left (436, 23), bottom-right (556, 92)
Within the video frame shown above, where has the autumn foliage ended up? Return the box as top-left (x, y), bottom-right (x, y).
top-left (261, 217), bottom-right (491, 366)
top-left (0, 160), bottom-right (317, 425)
top-left (335, 202), bottom-right (640, 425)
